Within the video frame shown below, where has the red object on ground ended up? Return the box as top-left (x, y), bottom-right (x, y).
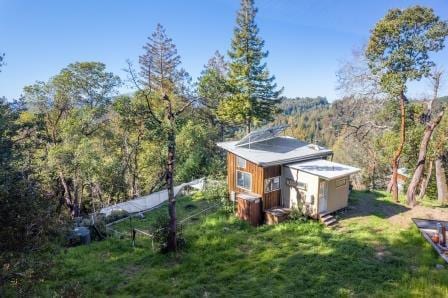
top-left (432, 233), bottom-right (440, 243)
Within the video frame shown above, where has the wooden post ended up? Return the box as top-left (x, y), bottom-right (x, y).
top-left (132, 229), bottom-right (136, 247)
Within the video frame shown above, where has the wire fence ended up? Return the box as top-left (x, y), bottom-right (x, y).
top-left (100, 178), bottom-right (205, 217)
top-left (106, 203), bottom-right (220, 251)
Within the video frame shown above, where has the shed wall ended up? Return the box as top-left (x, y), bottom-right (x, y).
top-left (281, 167), bottom-right (319, 217)
top-left (325, 176), bottom-right (350, 213)
top-left (227, 152), bottom-right (281, 210)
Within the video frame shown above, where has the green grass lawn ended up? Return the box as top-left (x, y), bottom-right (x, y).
top-left (37, 191), bottom-right (447, 297)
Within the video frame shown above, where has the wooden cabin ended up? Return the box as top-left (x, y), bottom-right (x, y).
top-left (217, 126), bottom-right (360, 226)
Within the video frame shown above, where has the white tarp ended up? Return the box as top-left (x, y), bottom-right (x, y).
top-left (100, 177), bottom-right (205, 216)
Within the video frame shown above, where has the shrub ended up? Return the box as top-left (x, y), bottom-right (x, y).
top-left (202, 180), bottom-right (232, 213)
top-left (288, 207), bottom-right (308, 223)
top-left (151, 215), bottom-right (185, 253)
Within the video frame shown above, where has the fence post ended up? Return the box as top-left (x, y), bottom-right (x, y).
top-left (132, 229), bottom-right (136, 247)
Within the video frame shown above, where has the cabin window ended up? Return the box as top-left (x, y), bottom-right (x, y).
top-left (236, 171), bottom-right (251, 190)
top-left (265, 176), bottom-right (280, 192)
top-left (236, 156), bottom-right (246, 169)
top-left (335, 178), bottom-right (347, 188)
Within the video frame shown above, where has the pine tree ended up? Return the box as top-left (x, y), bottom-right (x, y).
top-left (218, 0), bottom-right (282, 133)
top-left (139, 24), bottom-right (181, 93)
top-left (197, 51), bottom-right (229, 139)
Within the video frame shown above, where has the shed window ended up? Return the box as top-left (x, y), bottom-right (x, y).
top-left (265, 176), bottom-right (280, 192)
top-left (236, 171), bottom-right (251, 190)
top-left (285, 178), bottom-right (307, 191)
top-left (297, 181), bottom-right (307, 191)
top-left (335, 178), bottom-right (347, 188)
top-left (237, 156), bottom-right (246, 169)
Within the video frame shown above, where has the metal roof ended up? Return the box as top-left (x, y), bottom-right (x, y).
top-left (287, 159), bottom-right (360, 180)
top-left (217, 136), bottom-right (333, 167)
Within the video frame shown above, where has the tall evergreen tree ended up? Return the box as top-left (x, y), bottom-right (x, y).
top-left (197, 51), bottom-right (229, 139)
top-left (218, 0), bottom-right (282, 133)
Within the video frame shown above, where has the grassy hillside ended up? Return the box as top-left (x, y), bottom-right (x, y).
top-left (30, 191), bottom-right (448, 297)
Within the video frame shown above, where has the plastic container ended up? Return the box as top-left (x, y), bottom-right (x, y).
top-left (73, 226), bottom-right (91, 245)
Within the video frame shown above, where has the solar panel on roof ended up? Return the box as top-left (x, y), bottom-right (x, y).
top-left (235, 124), bottom-right (289, 147)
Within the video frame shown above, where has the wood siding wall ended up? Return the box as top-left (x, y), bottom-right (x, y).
top-left (227, 152), bottom-right (281, 210)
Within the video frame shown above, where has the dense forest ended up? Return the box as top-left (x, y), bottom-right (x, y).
top-left (1, 0), bottom-right (448, 294)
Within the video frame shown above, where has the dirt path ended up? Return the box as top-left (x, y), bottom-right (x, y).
top-left (340, 192), bottom-right (448, 228)
top-left (388, 205), bottom-right (448, 228)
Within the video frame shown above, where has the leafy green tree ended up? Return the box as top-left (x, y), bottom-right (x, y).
top-left (366, 6), bottom-right (448, 203)
top-left (23, 62), bottom-right (121, 217)
top-left (218, 0), bottom-right (282, 132)
top-left (0, 98), bottom-right (64, 292)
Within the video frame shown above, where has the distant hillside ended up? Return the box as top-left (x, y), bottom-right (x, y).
top-left (279, 96), bottom-right (329, 115)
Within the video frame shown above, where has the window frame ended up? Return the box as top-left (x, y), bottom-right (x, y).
top-left (335, 178), bottom-right (347, 188)
top-left (236, 170), bottom-right (252, 191)
top-left (236, 156), bottom-right (246, 169)
top-left (297, 181), bottom-right (307, 191)
top-left (285, 178), bottom-right (307, 191)
top-left (265, 176), bottom-right (281, 193)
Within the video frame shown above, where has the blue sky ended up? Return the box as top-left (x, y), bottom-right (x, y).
top-left (1, 0), bottom-right (447, 101)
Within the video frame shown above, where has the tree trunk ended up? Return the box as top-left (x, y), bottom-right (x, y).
top-left (390, 91), bottom-right (406, 202)
top-left (406, 110), bottom-right (445, 206)
top-left (59, 171), bottom-right (76, 217)
top-left (435, 157), bottom-right (448, 206)
top-left (73, 177), bottom-right (80, 217)
top-left (417, 160), bottom-right (433, 201)
top-left (165, 94), bottom-right (177, 252)
top-left (220, 123), bottom-right (225, 142)
top-left (386, 177), bottom-right (393, 193)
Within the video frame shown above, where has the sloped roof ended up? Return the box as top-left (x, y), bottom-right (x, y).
top-left (217, 136), bottom-right (333, 167)
top-left (287, 159), bottom-right (360, 180)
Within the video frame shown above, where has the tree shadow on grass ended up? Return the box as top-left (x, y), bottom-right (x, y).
top-left (175, 215), bottom-right (448, 297)
top-left (44, 210), bottom-right (447, 297)
top-left (340, 190), bottom-right (410, 220)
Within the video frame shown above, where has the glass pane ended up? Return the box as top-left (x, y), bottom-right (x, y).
top-left (273, 177), bottom-right (280, 190)
top-left (237, 156), bottom-right (246, 168)
top-left (237, 172), bottom-right (244, 188)
top-left (244, 173), bottom-right (251, 189)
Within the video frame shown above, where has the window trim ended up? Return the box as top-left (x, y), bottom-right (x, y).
top-left (297, 181), bottom-right (307, 191)
top-left (236, 156), bottom-right (246, 169)
top-left (265, 176), bottom-right (281, 193)
top-left (236, 170), bottom-right (252, 191)
top-left (335, 178), bottom-right (347, 188)
top-left (285, 178), bottom-right (307, 191)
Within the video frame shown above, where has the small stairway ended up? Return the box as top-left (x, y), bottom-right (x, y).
top-left (319, 211), bottom-right (338, 227)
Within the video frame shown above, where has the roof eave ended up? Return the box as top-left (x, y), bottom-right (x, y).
top-left (258, 151), bottom-right (333, 167)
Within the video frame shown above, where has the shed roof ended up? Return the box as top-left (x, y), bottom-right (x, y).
top-left (287, 159), bottom-right (360, 180)
top-left (217, 136), bottom-right (333, 167)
